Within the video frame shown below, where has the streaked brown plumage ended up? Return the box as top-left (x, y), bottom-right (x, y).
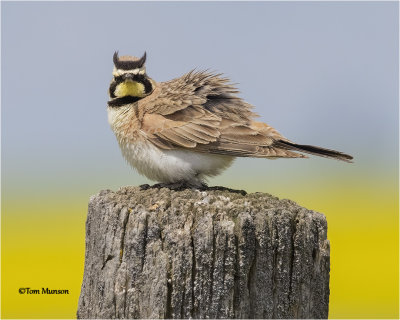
top-left (107, 52), bottom-right (353, 186)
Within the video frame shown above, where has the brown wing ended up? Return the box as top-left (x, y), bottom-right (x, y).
top-left (141, 105), bottom-right (221, 149)
top-left (198, 120), bottom-right (306, 158)
top-left (140, 70), bottom-right (306, 159)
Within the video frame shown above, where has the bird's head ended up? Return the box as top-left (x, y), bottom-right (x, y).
top-left (108, 51), bottom-right (154, 107)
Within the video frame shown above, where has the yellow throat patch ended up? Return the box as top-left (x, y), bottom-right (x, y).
top-left (115, 81), bottom-right (146, 98)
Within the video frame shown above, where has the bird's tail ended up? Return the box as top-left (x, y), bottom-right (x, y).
top-left (275, 140), bottom-right (353, 163)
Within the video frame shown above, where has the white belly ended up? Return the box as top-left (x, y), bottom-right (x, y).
top-left (119, 140), bottom-right (234, 185)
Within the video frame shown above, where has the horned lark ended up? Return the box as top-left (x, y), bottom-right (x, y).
top-left (108, 52), bottom-right (353, 187)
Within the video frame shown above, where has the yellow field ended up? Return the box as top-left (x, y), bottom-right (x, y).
top-left (2, 170), bottom-right (398, 318)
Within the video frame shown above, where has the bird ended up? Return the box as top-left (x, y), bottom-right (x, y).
top-left (107, 51), bottom-right (353, 188)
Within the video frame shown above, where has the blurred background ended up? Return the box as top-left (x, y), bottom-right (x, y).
top-left (1, 2), bottom-right (398, 318)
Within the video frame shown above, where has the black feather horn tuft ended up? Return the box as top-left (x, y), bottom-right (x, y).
top-left (112, 51), bottom-right (147, 70)
top-left (113, 51), bottom-right (119, 66)
top-left (137, 51), bottom-right (146, 68)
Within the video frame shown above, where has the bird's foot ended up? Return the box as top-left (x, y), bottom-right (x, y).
top-left (139, 182), bottom-right (246, 195)
top-left (206, 185), bottom-right (247, 196)
top-left (139, 181), bottom-right (207, 191)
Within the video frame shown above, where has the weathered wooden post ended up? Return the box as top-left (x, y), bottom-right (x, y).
top-left (77, 186), bottom-right (330, 319)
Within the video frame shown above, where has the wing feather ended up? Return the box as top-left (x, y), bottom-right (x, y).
top-left (157, 131), bottom-right (197, 148)
top-left (139, 70), bottom-right (305, 159)
top-left (176, 126), bottom-right (216, 144)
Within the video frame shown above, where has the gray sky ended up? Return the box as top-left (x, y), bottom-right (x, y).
top-left (2, 1), bottom-right (398, 193)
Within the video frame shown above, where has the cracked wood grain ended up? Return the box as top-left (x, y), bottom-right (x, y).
top-left (77, 186), bottom-right (330, 319)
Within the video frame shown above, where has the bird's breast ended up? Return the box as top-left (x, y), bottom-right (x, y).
top-left (107, 105), bottom-right (141, 142)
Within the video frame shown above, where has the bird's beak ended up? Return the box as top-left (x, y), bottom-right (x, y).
top-left (123, 74), bottom-right (134, 81)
